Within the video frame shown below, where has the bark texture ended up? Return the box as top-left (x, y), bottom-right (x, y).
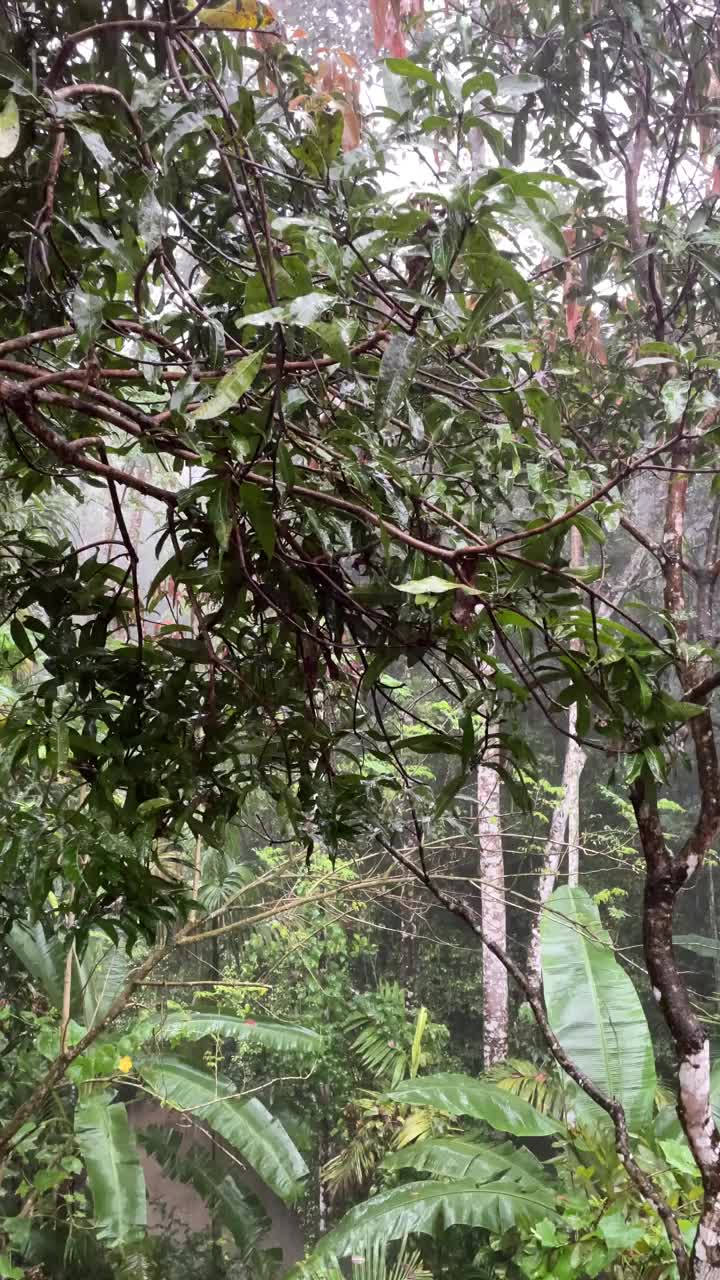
top-left (477, 760), bottom-right (508, 1067)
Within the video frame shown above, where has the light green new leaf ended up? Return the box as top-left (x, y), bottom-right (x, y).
top-left (540, 885), bottom-right (656, 1131)
top-left (137, 1056), bottom-right (307, 1203)
top-left (383, 1137), bottom-right (548, 1189)
top-left (143, 1011), bottom-right (321, 1054)
top-left (0, 94), bottom-right (19, 158)
top-left (310, 1178), bottom-right (558, 1260)
top-left (75, 1094), bottom-right (147, 1245)
top-left (386, 1074), bottom-right (562, 1136)
top-left (395, 576), bottom-right (462, 595)
top-left (192, 349), bottom-right (265, 420)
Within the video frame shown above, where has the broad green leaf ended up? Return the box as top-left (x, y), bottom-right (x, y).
top-left (674, 934), bottom-right (720, 959)
top-left (239, 481), bottom-right (275, 558)
top-left (386, 1074), bottom-right (562, 1136)
top-left (73, 932), bottom-right (129, 1028)
top-left (0, 94), bottom-right (19, 158)
top-left (243, 292), bottom-right (335, 329)
top-left (658, 1138), bottom-right (699, 1177)
top-left (192, 349), bottom-right (265, 420)
top-left (383, 1137), bottom-right (548, 1189)
top-left (142, 1011), bottom-right (321, 1054)
top-left (7, 921), bottom-right (65, 1009)
top-left (195, 0), bottom-right (276, 30)
top-left (75, 1095), bottom-right (146, 1245)
top-left (139, 1126), bottom-right (270, 1250)
top-left (540, 885), bottom-right (656, 1131)
top-left (73, 289), bottom-right (104, 351)
top-left (310, 1178), bottom-right (558, 1260)
top-left (376, 334), bottom-right (422, 426)
top-left (385, 58), bottom-right (442, 90)
top-left (137, 1056), bottom-right (307, 1202)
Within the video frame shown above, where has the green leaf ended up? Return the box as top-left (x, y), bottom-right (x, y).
top-left (76, 125), bottom-right (114, 171)
top-left (375, 334), bottom-right (422, 426)
top-left (384, 1137), bottom-right (548, 1189)
top-left (239, 482), bottom-right (275, 558)
top-left (540, 885), bottom-right (656, 1131)
top-left (309, 1178), bottom-right (558, 1260)
top-left (0, 94), bottom-right (19, 158)
top-left (661, 378), bottom-right (690, 423)
top-left (9, 618), bottom-right (34, 659)
top-left (307, 320), bottom-right (352, 367)
top-left (143, 1012), bottom-right (321, 1054)
top-left (136, 1056), bottom-right (308, 1203)
top-left (244, 292), bottom-right (335, 329)
top-left (658, 1138), bottom-right (699, 1177)
top-left (385, 58), bottom-right (442, 90)
top-left (496, 73), bottom-right (544, 97)
top-left (386, 1075), bottom-right (562, 1136)
top-left (72, 289), bottom-right (104, 351)
top-left (674, 934), bottom-right (720, 959)
top-left (138, 189), bottom-right (165, 253)
top-left (73, 932), bottom-right (129, 1028)
top-left (75, 1095), bottom-right (147, 1245)
top-left (192, 349), bottom-right (265, 420)
top-left (524, 387), bottom-right (562, 442)
top-left (209, 480), bottom-right (233, 552)
top-left (7, 921), bottom-right (65, 1009)
top-left (395, 576), bottom-right (461, 595)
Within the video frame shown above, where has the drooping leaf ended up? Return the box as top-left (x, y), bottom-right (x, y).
top-left (674, 934), bottom-right (720, 959)
top-left (76, 126), bottom-right (114, 171)
top-left (309, 1178), bottom-right (558, 1260)
top-left (74, 1094), bottom-right (147, 1245)
top-left (383, 1137), bottom-right (549, 1189)
top-left (192, 349), bottom-right (265, 420)
top-left (239, 482), bottom-right (275, 558)
top-left (0, 94), bottom-right (19, 158)
top-left (386, 1074), bottom-right (562, 1136)
top-left (195, 0), bottom-right (276, 30)
top-left (72, 289), bottom-right (104, 351)
top-left (73, 932), bottom-right (129, 1028)
top-left (7, 921), bottom-right (65, 1009)
top-left (136, 1056), bottom-right (308, 1203)
top-left (142, 1011), bottom-right (321, 1054)
top-left (540, 885), bottom-right (656, 1131)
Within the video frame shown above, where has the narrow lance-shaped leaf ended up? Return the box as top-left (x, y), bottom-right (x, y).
top-left (192, 348), bottom-right (265, 420)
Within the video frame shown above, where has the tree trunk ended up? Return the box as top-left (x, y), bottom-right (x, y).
top-left (527, 732), bottom-right (586, 986)
top-left (477, 760), bottom-right (507, 1067)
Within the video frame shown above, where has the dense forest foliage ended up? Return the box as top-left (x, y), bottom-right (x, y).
top-left (3, 0), bottom-right (720, 1276)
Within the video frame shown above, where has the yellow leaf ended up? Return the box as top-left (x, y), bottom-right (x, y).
top-left (117, 1055), bottom-right (133, 1074)
top-left (194, 0), bottom-right (276, 29)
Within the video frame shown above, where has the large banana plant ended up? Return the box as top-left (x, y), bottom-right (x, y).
top-left (7, 921), bottom-right (321, 1253)
top-left (301, 885), bottom-right (665, 1267)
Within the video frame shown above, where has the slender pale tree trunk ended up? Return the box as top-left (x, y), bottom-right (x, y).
top-left (526, 733), bottom-right (586, 986)
top-left (567, 526), bottom-right (585, 887)
top-left (477, 759), bottom-right (507, 1067)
